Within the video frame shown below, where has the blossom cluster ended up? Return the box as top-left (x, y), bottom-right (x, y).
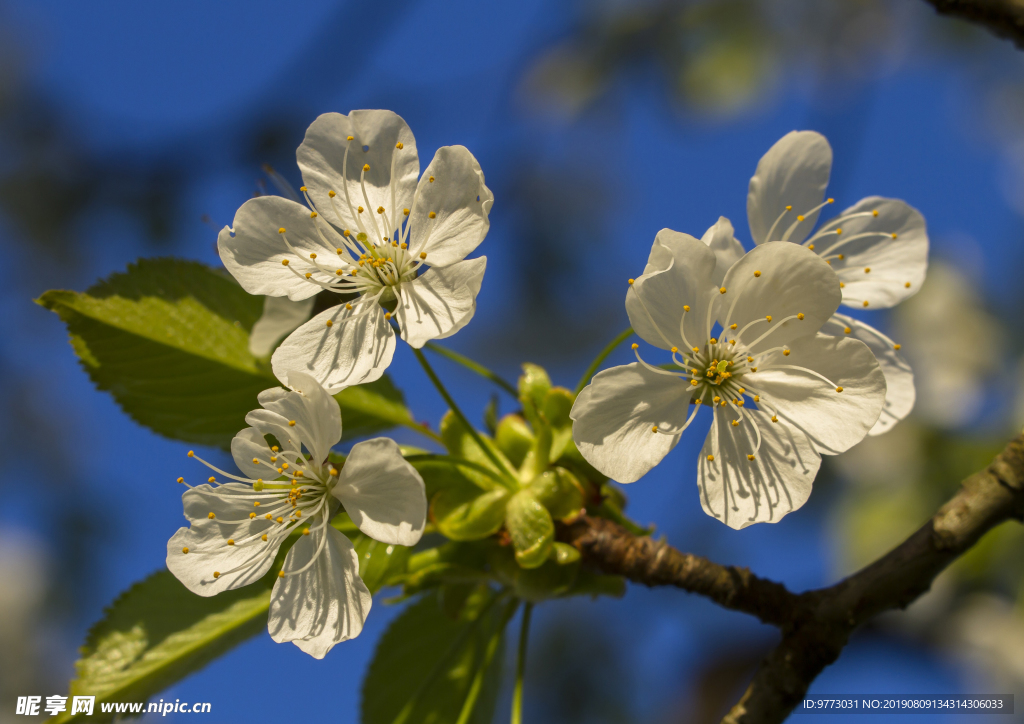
top-left (166, 114), bottom-right (928, 655)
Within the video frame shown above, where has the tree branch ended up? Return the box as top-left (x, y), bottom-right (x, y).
top-left (921, 0), bottom-right (1024, 48)
top-left (561, 432), bottom-right (1024, 724)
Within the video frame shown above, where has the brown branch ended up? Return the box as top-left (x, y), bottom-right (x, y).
top-left (921, 0), bottom-right (1024, 48)
top-left (561, 432), bottom-right (1024, 724)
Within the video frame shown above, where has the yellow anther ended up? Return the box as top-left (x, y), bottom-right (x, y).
top-left (836, 386), bottom-right (844, 392)
top-left (730, 339), bottom-right (736, 345)
top-left (271, 446), bottom-right (278, 451)
top-left (227, 538), bottom-right (235, 546)
top-left (753, 395), bottom-right (760, 402)
top-left (429, 176), bottom-right (435, 182)
top-left (783, 349), bottom-right (790, 356)
top-left (671, 346), bottom-right (678, 353)
top-left (208, 512), bottom-right (215, 519)
top-left (278, 571), bottom-right (286, 578)
top-left (827, 198), bottom-right (834, 204)
top-left (747, 356), bottom-right (753, 362)
top-left (771, 415), bottom-right (778, 423)
top-left (731, 420), bottom-right (739, 427)
top-left (208, 476), bottom-right (215, 483)
top-left (346, 135), bottom-right (354, 141)
top-left (808, 244), bottom-right (815, 250)
top-left (720, 400), bottom-right (726, 406)
top-left (863, 300), bottom-right (870, 307)
top-left (747, 454), bottom-right (755, 461)
top-left (403, 208), bottom-right (410, 215)
top-left (262, 534), bottom-right (268, 541)
top-left (302, 528), bottom-right (310, 536)
top-left (904, 282), bottom-right (911, 288)
top-left (710, 338), bottom-right (718, 344)
top-left (265, 514), bottom-right (271, 520)
top-left (719, 287), bottom-right (727, 294)
top-left (894, 343), bottom-right (902, 350)
top-left (693, 347), bottom-right (700, 353)
top-left (346, 303), bottom-right (352, 310)
top-left (713, 396), bottom-right (721, 404)
top-left (377, 206), bottom-right (385, 214)
top-left (396, 141), bottom-right (404, 149)
top-left (385, 312), bottom-right (392, 320)
top-left (177, 476), bottom-right (184, 483)
top-left (690, 379), bottom-right (699, 386)
top-left (401, 242), bottom-right (408, 249)
top-left (839, 281), bottom-right (846, 288)
top-left (252, 458), bottom-right (259, 464)
top-left (797, 313), bottom-right (804, 320)
top-left (288, 421), bottom-right (296, 427)
top-left (342, 229), bottom-right (350, 236)
top-left (754, 270), bottom-right (761, 277)
top-left (281, 462), bottom-right (290, 470)
top-left (278, 227), bottom-right (286, 234)
top-left (838, 254), bottom-right (845, 259)
top-left (329, 190), bottom-right (336, 198)
top-left (270, 456), bottom-right (277, 462)
top-left (357, 206), bottom-right (364, 213)
top-left (891, 232), bottom-right (898, 239)
top-left (254, 501), bottom-right (261, 507)
top-left (419, 252), bottom-right (427, 260)
top-left (428, 211), bottom-right (437, 219)
top-left (826, 260), bottom-right (832, 265)
top-left (738, 387), bottom-right (746, 394)
top-left (864, 267), bottom-right (871, 274)
top-left (843, 326), bottom-right (851, 334)
top-left (336, 269), bottom-right (343, 275)
top-left (797, 215), bottom-right (805, 221)
top-left (765, 315), bottom-right (772, 322)
top-left (310, 211), bottom-right (318, 219)
top-left (213, 571), bottom-right (221, 578)
top-left (707, 455), bottom-right (715, 462)
top-left (277, 517), bottom-right (284, 523)
top-left (751, 367), bottom-right (757, 372)
top-left (305, 273), bottom-right (312, 279)
top-left (730, 324), bottom-right (737, 330)
top-left (326, 320), bottom-right (333, 327)
top-left (872, 209), bottom-right (879, 217)
top-left (694, 399), bottom-right (702, 406)
top-left (188, 450), bottom-right (195, 457)
top-left (308, 252), bottom-right (317, 260)
top-left (683, 304), bottom-right (690, 312)
top-left (282, 259), bottom-right (290, 266)
top-left (295, 510), bottom-right (302, 518)
top-left (631, 343), bottom-right (638, 350)
top-left (362, 164), bottom-right (370, 172)
top-left (182, 547), bottom-right (189, 554)
top-left (329, 468), bottom-right (339, 477)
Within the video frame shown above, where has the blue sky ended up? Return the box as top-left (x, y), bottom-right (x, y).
top-left (2, 1), bottom-right (1022, 722)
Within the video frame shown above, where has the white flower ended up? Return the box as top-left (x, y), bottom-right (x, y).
top-left (570, 232), bottom-right (886, 529)
top-left (165, 371), bottom-right (426, 658)
top-left (248, 296), bottom-right (315, 358)
top-left (218, 110), bottom-right (493, 393)
top-left (704, 132), bottom-right (929, 435)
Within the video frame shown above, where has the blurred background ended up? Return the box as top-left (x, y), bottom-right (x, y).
top-left (1, 0), bottom-right (1024, 722)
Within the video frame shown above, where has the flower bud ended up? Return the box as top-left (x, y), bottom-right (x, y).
top-left (505, 489), bottom-right (554, 569)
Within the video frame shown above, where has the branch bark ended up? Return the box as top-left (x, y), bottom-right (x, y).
top-left (921, 0), bottom-right (1024, 48)
top-left (560, 432), bottom-right (1024, 724)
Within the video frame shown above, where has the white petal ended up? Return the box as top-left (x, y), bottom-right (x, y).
top-left (749, 333), bottom-right (886, 455)
top-left (625, 229), bottom-right (718, 351)
top-left (395, 257), bottom-right (486, 349)
top-left (698, 409), bottom-right (820, 530)
top-left (701, 216), bottom-right (746, 288)
top-left (249, 296), bottom-right (315, 357)
top-left (814, 197), bottom-right (928, 309)
top-left (166, 484), bottom-right (279, 596)
top-left (570, 363), bottom-right (694, 483)
top-left (268, 527), bottom-right (372, 659)
top-left (217, 196), bottom-right (329, 301)
top-left (409, 146), bottom-right (493, 268)
top-left (747, 131), bottom-right (832, 245)
top-left (297, 110), bottom-right (419, 240)
top-left (821, 313), bottom-right (914, 436)
top-left (271, 299), bottom-right (395, 395)
top-left (333, 438), bottom-right (426, 546)
top-left (719, 242), bottom-right (841, 353)
top-left (231, 427), bottom-right (275, 480)
top-left (254, 371), bottom-right (342, 462)
top-left (244, 408), bottom-right (302, 459)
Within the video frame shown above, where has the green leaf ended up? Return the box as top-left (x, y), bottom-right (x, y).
top-left (432, 486), bottom-right (510, 541)
top-left (439, 410), bottom-right (517, 487)
top-left (37, 258), bottom-right (411, 449)
top-left (53, 570), bottom-right (273, 724)
top-left (57, 522), bottom-right (408, 723)
top-left (361, 589), bottom-right (516, 724)
top-left (505, 490), bottom-right (554, 569)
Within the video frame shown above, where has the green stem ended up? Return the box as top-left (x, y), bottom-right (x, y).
top-left (574, 327), bottom-right (634, 395)
top-left (510, 602), bottom-right (533, 724)
top-left (426, 342), bottom-right (518, 397)
top-left (400, 418), bottom-right (445, 445)
top-left (403, 453), bottom-right (510, 488)
top-left (413, 348), bottom-right (518, 483)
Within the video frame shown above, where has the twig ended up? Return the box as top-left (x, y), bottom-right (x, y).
top-left (560, 432), bottom-right (1024, 724)
top-left (920, 0), bottom-right (1024, 49)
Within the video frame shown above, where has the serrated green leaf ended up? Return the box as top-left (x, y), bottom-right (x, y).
top-left (38, 258), bottom-right (410, 449)
top-left (361, 590), bottom-right (516, 724)
top-left (56, 523), bottom-right (408, 723)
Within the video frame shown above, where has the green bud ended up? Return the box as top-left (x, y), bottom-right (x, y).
top-left (518, 363), bottom-right (551, 413)
top-left (552, 542), bottom-right (581, 565)
top-left (542, 387), bottom-right (574, 429)
top-left (505, 490), bottom-right (554, 569)
top-left (431, 486), bottom-right (510, 541)
top-left (528, 467), bottom-right (585, 521)
top-left (494, 414), bottom-right (534, 469)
